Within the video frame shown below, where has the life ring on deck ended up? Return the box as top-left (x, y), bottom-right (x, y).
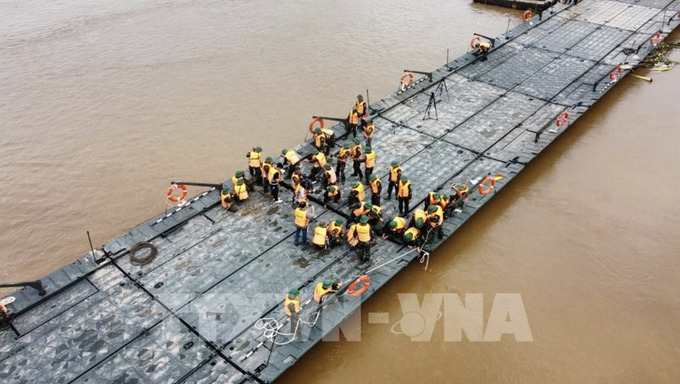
top-left (400, 72), bottom-right (414, 89)
top-left (650, 32), bottom-right (661, 45)
top-left (522, 10), bottom-right (533, 22)
top-left (470, 36), bottom-right (482, 49)
top-left (167, 183), bottom-right (188, 203)
top-left (478, 176), bottom-right (496, 195)
top-left (309, 117), bottom-right (325, 133)
top-left (609, 66), bottom-right (622, 81)
top-left (556, 110), bottom-right (569, 127)
top-left (347, 275), bottom-right (371, 296)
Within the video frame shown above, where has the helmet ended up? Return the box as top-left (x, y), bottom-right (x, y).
top-left (236, 170), bottom-right (244, 177)
top-left (255, 146), bottom-right (262, 152)
top-left (434, 193), bottom-right (441, 199)
top-left (389, 220), bottom-right (398, 229)
top-left (281, 149), bottom-right (288, 155)
top-left (400, 175), bottom-right (408, 181)
top-left (353, 138), bottom-right (361, 144)
top-left (357, 94), bottom-right (363, 99)
top-left (365, 147), bottom-right (372, 153)
top-left (335, 219), bottom-right (344, 225)
top-left (404, 233), bottom-right (413, 242)
top-left (360, 215), bottom-right (369, 223)
top-left (324, 164), bottom-right (331, 170)
top-left (351, 181), bottom-right (359, 188)
top-left (415, 218), bottom-right (424, 228)
top-left (343, 142), bottom-right (351, 148)
top-left (319, 220), bottom-right (327, 227)
top-left (222, 187), bottom-right (231, 193)
top-left (323, 279), bottom-right (333, 289)
top-left (369, 174), bottom-right (377, 181)
top-left (314, 127), bottom-right (321, 133)
top-left (289, 288), bottom-right (299, 297)
top-left (265, 156), bottom-right (273, 162)
top-left (365, 202), bottom-right (373, 209)
top-left (237, 179), bottom-right (244, 185)
top-left (391, 161), bottom-right (399, 167)
top-left (328, 185), bottom-right (336, 192)
top-left (428, 205), bottom-right (437, 213)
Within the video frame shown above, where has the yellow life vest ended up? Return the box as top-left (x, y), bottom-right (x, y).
top-left (249, 151), bottom-right (261, 168)
top-left (351, 144), bottom-right (362, 159)
top-left (220, 191), bottom-right (233, 209)
top-left (346, 224), bottom-right (357, 243)
top-left (352, 183), bottom-right (366, 201)
top-left (284, 295), bottom-right (300, 316)
top-left (429, 205), bottom-right (444, 227)
top-left (327, 185), bottom-right (339, 197)
top-left (413, 209), bottom-right (427, 224)
top-left (235, 183), bottom-right (249, 200)
top-left (356, 100), bottom-right (367, 115)
top-left (294, 208), bottom-right (308, 228)
top-left (291, 174), bottom-right (300, 189)
top-left (314, 132), bottom-right (325, 148)
top-left (391, 217), bottom-right (408, 231)
top-left (329, 222), bottom-right (343, 237)
top-left (356, 223), bottom-right (371, 242)
top-left (232, 176), bottom-right (243, 188)
top-left (478, 41), bottom-right (491, 50)
top-left (398, 180), bottom-right (411, 198)
top-left (365, 152), bottom-right (376, 168)
top-left (314, 282), bottom-right (333, 303)
top-left (312, 153), bottom-right (327, 168)
top-left (322, 128), bottom-right (335, 138)
top-left (404, 227), bottom-right (420, 241)
top-left (439, 195), bottom-right (450, 210)
top-left (324, 168), bottom-right (337, 184)
top-left (370, 205), bottom-right (382, 218)
top-left (427, 192), bottom-right (441, 206)
top-left (369, 178), bottom-right (381, 194)
top-left (338, 147), bottom-right (351, 162)
top-left (349, 109), bottom-right (359, 125)
top-left (353, 202), bottom-right (369, 217)
top-left (261, 163), bottom-right (271, 179)
top-left (312, 225), bottom-right (328, 246)
top-left (268, 167), bottom-right (280, 184)
top-left (364, 122), bottom-right (375, 137)
top-left (390, 166), bottom-right (402, 182)
top-left (284, 150), bottom-right (300, 165)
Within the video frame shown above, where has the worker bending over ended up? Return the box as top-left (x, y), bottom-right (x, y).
top-left (221, 186), bottom-right (236, 211)
top-left (403, 226), bottom-right (424, 250)
top-left (281, 149), bottom-right (301, 178)
top-left (427, 204), bottom-right (444, 239)
top-left (234, 179), bottom-right (249, 202)
top-left (474, 40), bottom-right (491, 61)
top-left (323, 185), bottom-right (341, 207)
top-left (382, 216), bottom-right (407, 240)
top-left (328, 219), bottom-right (344, 246)
top-left (312, 220), bottom-right (330, 249)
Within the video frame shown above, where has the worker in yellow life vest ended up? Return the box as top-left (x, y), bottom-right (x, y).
top-left (348, 181), bottom-right (366, 206)
top-left (323, 184), bottom-right (341, 206)
top-left (294, 179), bottom-right (308, 208)
top-left (382, 216), bottom-right (407, 240)
top-left (368, 174), bottom-right (382, 207)
top-left (336, 142), bottom-right (351, 184)
top-left (363, 147), bottom-right (376, 184)
top-left (355, 94), bottom-right (368, 118)
top-left (232, 170), bottom-right (245, 190)
top-left (350, 138), bottom-right (363, 178)
top-left (281, 148), bottom-right (301, 177)
top-left (368, 204), bottom-right (383, 227)
top-left (363, 119), bottom-right (375, 147)
top-left (220, 186), bottom-right (236, 211)
top-left (427, 204), bottom-right (444, 239)
top-left (398, 175), bottom-right (412, 216)
top-left (312, 220), bottom-right (330, 249)
top-left (322, 164), bottom-right (337, 189)
top-left (346, 222), bottom-right (358, 247)
top-left (290, 168), bottom-right (301, 190)
top-left (314, 279), bottom-right (341, 304)
top-left (308, 149), bottom-right (326, 183)
top-left (387, 161), bottom-right (402, 200)
top-left (474, 40), bottom-right (491, 61)
top-left (313, 127), bottom-right (327, 154)
top-left (423, 192), bottom-right (442, 211)
top-left (409, 208), bottom-right (428, 230)
top-left (294, 201), bottom-right (314, 246)
top-left (328, 219), bottom-right (344, 246)
top-left (356, 215), bottom-right (375, 262)
top-left (350, 201), bottom-right (372, 223)
top-left (246, 146), bottom-right (262, 182)
top-left (403, 226), bottom-right (423, 249)
top-left (284, 288), bottom-right (301, 337)
top-left (261, 157), bottom-right (274, 191)
top-left (268, 163), bottom-right (283, 203)
top-left (450, 182), bottom-right (469, 212)
top-left (439, 194), bottom-right (452, 217)
top-left (348, 106), bottom-right (360, 137)
top-left (234, 179), bottom-right (249, 202)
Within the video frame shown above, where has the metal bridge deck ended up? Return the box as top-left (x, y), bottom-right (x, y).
top-left (2, 0), bottom-right (678, 382)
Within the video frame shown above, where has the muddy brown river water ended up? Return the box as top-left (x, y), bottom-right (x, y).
top-left (1, 0), bottom-right (679, 382)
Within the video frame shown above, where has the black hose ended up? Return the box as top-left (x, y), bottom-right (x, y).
top-left (129, 242), bottom-right (158, 266)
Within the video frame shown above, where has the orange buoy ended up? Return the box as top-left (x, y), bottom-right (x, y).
top-left (470, 35), bottom-right (482, 49)
top-left (167, 183), bottom-right (188, 203)
top-left (522, 10), bottom-right (533, 22)
top-left (478, 176), bottom-right (496, 195)
top-left (347, 275), bottom-right (371, 296)
top-left (556, 110), bottom-right (569, 127)
top-left (309, 117), bottom-right (324, 133)
top-left (400, 72), bottom-right (414, 90)
top-left (609, 65), bottom-right (622, 81)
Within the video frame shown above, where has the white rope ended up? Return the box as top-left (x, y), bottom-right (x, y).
top-left (254, 317), bottom-right (300, 346)
top-left (365, 248), bottom-right (418, 274)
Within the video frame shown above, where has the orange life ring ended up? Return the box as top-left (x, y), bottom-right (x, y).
top-left (651, 32), bottom-right (661, 45)
top-left (556, 110), bottom-right (569, 127)
top-left (478, 176), bottom-right (496, 195)
top-left (167, 183), bottom-right (188, 203)
top-left (309, 117), bottom-right (325, 133)
top-left (347, 275), bottom-right (371, 296)
top-left (470, 36), bottom-right (481, 49)
top-left (609, 65), bottom-right (622, 81)
top-left (522, 10), bottom-right (533, 22)
top-left (400, 72), bottom-right (414, 89)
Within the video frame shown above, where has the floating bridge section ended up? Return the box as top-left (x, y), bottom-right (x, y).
top-left (2, 0), bottom-right (679, 382)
